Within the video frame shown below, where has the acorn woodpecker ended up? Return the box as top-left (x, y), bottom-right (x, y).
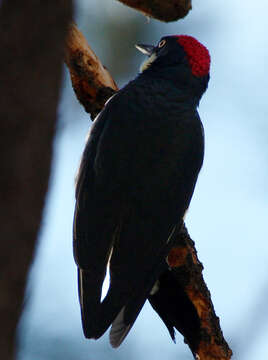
top-left (73, 35), bottom-right (210, 348)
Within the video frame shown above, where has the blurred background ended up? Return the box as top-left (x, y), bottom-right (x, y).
top-left (17, 0), bottom-right (268, 359)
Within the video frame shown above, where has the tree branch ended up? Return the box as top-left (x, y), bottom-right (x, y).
top-left (64, 23), bottom-right (232, 360)
top-left (167, 224), bottom-right (232, 359)
top-left (65, 23), bottom-right (118, 119)
top-left (117, 0), bottom-right (192, 22)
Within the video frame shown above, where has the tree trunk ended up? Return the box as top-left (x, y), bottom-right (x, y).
top-left (0, 1), bottom-right (72, 359)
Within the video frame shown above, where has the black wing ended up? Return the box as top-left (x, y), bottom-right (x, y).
top-left (73, 78), bottom-right (204, 346)
top-left (148, 269), bottom-right (201, 354)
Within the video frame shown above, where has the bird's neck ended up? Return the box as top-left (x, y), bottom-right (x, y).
top-left (138, 67), bottom-right (204, 107)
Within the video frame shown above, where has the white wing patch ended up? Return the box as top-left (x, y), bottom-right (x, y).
top-left (110, 306), bottom-right (131, 348)
top-left (101, 246), bottom-right (114, 301)
top-left (150, 280), bottom-right (160, 295)
top-left (166, 224), bottom-right (177, 244)
top-left (79, 269), bottom-right (84, 311)
top-left (85, 93), bottom-right (116, 143)
top-left (104, 93), bottom-right (116, 106)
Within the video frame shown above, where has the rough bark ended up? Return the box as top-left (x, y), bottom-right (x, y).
top-left (64, 24), bottom-right (232, 360)
top-left (65, 23), bottom-right (118, 119)
top-left (167, 225), bottom-right (232, 359)
top-left (0, 1), bottom-right (73, 359)
top-left (117, 0), bottom-right (192, 22)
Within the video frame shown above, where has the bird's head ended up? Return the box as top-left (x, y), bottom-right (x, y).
top-left (136, 35), bottom-right (210, 77)
top-left (136, 35), bottom-right (210, 96)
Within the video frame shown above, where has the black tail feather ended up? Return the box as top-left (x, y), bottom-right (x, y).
top-left (148, 269), bottom-right (201, 353)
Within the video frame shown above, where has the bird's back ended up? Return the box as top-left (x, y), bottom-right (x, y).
top-left (93, 75), bottom-right (204, 208)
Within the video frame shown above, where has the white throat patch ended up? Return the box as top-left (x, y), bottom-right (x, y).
top-left (140, 53), bottom-right (157, 72)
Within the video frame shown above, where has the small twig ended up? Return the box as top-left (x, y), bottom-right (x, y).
top-left (64, 24), bottom-right (232, 360)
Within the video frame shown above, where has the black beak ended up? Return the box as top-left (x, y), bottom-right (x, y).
top-left (135, 43), bottom-right (155, 56)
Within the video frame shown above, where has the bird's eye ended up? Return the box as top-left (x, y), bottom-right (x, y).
top-left (158, 39), bottom-right (166, 48)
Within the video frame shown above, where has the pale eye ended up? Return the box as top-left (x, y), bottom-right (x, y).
top-left (158, 39), bottom-right (166, 48)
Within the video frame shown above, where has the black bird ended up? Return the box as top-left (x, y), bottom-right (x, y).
top-left (73, 35), bottom-right (210, 348)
